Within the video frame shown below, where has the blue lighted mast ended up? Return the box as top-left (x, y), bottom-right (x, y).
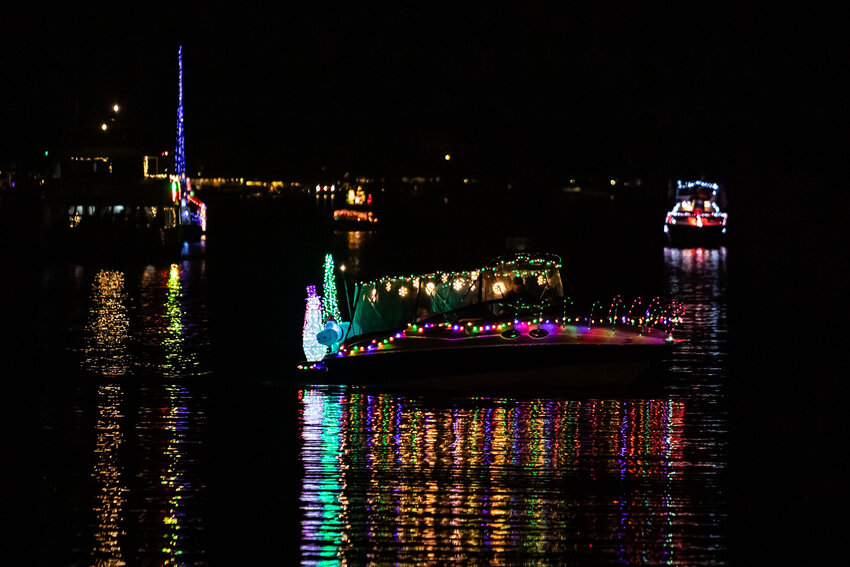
top-left (172, 45), bottom-right (207, 233)
top-left (175, 45), bottom-right (191, 225)
top-left (176, 45), bottom-right (186, 183)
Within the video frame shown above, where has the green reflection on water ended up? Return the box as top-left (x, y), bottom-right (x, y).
top-left (300, 388), bottom-right (691, 564)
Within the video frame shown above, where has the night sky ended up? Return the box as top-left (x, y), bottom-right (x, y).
top-left (4, 5), bottom-right (838, 182)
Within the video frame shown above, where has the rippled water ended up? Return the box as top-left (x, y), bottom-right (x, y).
top-left (6, 234), bottom-right (729, 565)
top-left (14, 259), bottom-right (214, 566)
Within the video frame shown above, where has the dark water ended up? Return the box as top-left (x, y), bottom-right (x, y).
top-left (5, 190), bottom-right (735, 565)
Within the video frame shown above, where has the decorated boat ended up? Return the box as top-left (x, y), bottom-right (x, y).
top-left (332, 184), bottom-right (378, 230)
top-left (297, 252), bottom-right (684, 390)
top-left (664, 180), bottom-right (727, 247)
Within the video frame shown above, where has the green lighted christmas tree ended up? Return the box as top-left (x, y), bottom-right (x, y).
top-left (322, 254), bottom-right (342, 325)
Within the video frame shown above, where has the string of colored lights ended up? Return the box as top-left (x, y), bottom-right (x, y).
top-left (330, 297), bottom-right (684, 360)
top-left (607, 295), bottom-right (624, 324)
top-left (351, 253), bottom-right (560, 290)
top-left (677, 179), bottom-right (719, 191)
top-left (297, 296), bottom-right (683, 369)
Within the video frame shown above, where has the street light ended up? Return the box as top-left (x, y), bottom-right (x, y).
top-left (112, 104), bottom-right (120, 113)
top-left (101, 123), bottom-right (108, 131)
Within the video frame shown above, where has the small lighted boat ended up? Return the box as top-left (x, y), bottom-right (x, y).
top-left (332, 184), bottom-right (378, 230)
top-left (332, 205), bottom-right (378, 228)
top-left (664, 180), bottom-right (727, 247)
top-left (297, 253), bottom-right (684, 390)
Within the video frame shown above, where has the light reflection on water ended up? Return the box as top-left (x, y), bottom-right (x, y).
top-left (79, 262), bottom-right (211, 379)
top-left (83, 270), bottom-right (131, 377)
top-left (300, 390), bottom-right (696, 565)
top-left (134, 384), bottom-right (205, 566)
top-left (298, 247), bottom-right (729, 565)
top-left (333, 230), bottom-right (376, 278)
top-left (91, 383), bottom-right (128, 567)
top-left (78, 262), bottom-right (210, 566)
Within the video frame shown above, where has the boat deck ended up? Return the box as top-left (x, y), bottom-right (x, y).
top-left (299, 321), bottom-right (681, 390)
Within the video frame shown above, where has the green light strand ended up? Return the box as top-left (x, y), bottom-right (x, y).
top-left (322, 254), bottom-right (342, 324)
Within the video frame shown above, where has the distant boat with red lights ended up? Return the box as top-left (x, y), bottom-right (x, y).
top-left (663, 180), bottom-right (727, 247)
top-left (297, 252), bottom-right (684, 390)
top-left (331, 184), bottom-right (378, 230)
top-left (332, 204), bottom-right (378, 229)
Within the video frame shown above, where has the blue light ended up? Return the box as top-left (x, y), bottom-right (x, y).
top-left (176, 46), bottom-right (185, 178)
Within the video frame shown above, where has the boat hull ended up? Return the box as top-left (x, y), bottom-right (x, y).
top-left (664, 224), bottom-right (726, 248)
top-left (298, 340), bottom-right (677, 391)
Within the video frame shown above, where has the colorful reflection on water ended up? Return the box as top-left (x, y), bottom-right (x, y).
top-left (135, 383), bottom-right (203, 566)
top-left (300, 390), bottom-right (699, 565)
top-left (80, 263), bottom-right (209, 566)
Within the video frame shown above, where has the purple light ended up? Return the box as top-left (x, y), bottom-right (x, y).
top-left (395, 332), bottom-right (402, 339)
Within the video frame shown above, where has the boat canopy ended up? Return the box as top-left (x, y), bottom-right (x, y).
top-left (347, 252), bottom-right (564, 338)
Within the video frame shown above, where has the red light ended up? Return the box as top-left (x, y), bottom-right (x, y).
top-left (367, 193), bottom-right (372, 205)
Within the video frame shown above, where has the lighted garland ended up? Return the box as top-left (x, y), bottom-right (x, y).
top-left (589, 301), bottom-right (603, 325)
top-left (354, 253), bottom-right (562, 288)
top-left (644, 297), bottom-right (663, 326)
top-left (354, 254), bottom-right (563, 316)
top-left (607, 294), bottom-right (624, 324)
top-left (627, 297), bottom-right (642, 321)
top-left (331, 295), bottom-right (685, 359)
top-left (677, 180), bottom-right (719, 191)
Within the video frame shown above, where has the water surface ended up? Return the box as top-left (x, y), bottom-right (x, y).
top-left (4, 206), bottom-right (730, 565)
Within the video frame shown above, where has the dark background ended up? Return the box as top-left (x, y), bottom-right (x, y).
top-left (5, 4), bottom-right (831, 181)
top-left (3, 4), bottom-right (846, 564)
